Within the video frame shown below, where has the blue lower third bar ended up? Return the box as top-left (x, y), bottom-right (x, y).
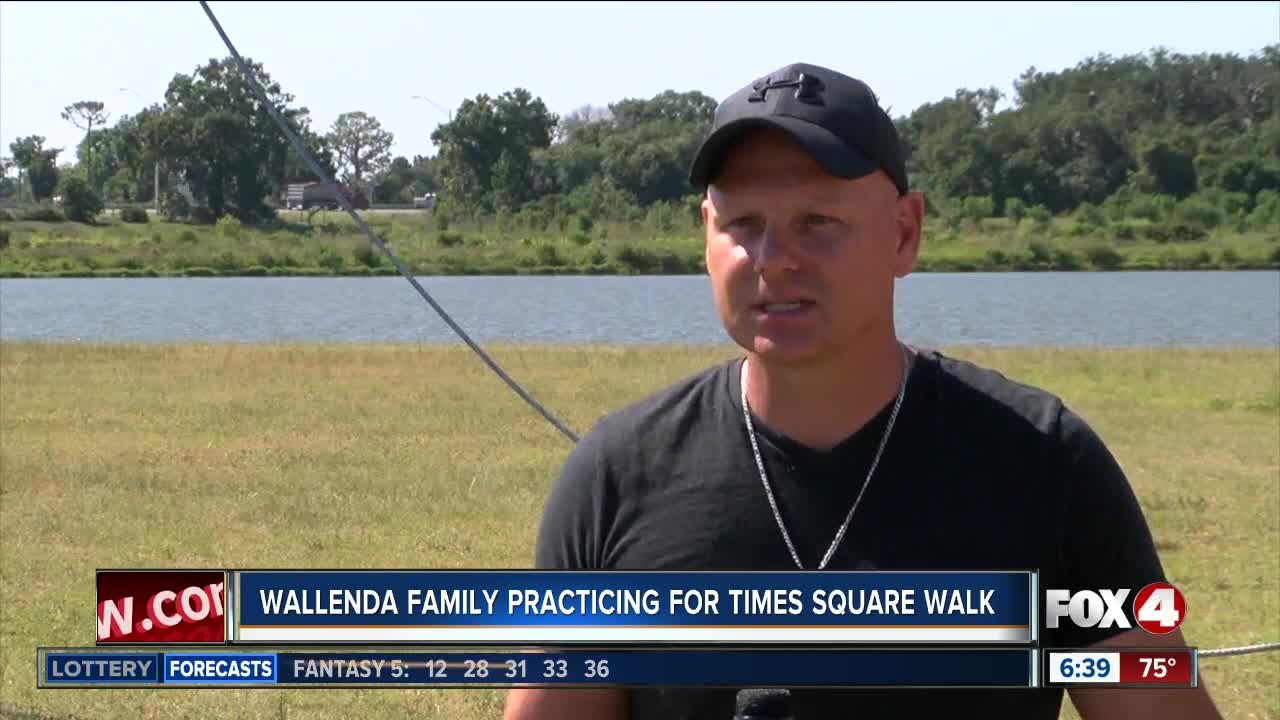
top-left (279, 648), bottom-right (1032, 687)
top-left (45, 653), bottom-right (160, 685)
top-left (162, 653), bottom-right (278, 685)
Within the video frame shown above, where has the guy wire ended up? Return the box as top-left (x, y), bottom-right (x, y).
top-left (196, 0), bottom-right (580, 444)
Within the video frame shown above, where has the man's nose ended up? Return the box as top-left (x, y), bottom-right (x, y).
top-left (753, 223), bottom-right (800, 273)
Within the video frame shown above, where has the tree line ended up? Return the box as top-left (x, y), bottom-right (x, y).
top-left (4, 45), bottom-right (1278, 232)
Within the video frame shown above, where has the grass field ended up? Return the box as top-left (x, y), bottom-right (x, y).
top-left (1, 343), bottom-right (1277, 719)
top-left (2, 208), bottom-right (1278, 278)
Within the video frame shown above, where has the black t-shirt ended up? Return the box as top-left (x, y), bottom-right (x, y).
top-left (535, 346), bottom-right (1167, 719)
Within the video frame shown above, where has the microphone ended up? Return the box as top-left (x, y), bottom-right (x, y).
top-left (734, 688), bottom-right (794, 720)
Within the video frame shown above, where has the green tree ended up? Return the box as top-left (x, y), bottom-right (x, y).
top-left (369, 154), bottom-right (438, 204)
top-left (0, 156), bottom-right (16, 199)
top-left (281, 114), bottom-right (337, 183)
top-left (57, 174), bottom-right (104, 223)
top-left (555, 104), bottom-right (612, 143)
top-left (371, 156), bottom-right (415, 203)
top-left (10, 136), bottom-right (62, 201)
top-left (327, 111), bottom-right (394, 187)
top-left (1202, 157), bottom-right (1280, 197)
top-left (76, 123), bottom-right (124, 196)
top-left (9, 135), bottom-right (55, 169)
top-left (431, 88), bottom-right (557, 212)
top-left (101, 107), bottom-right (161, 203)
top-left (61, 100), bottom-right (110, 190)
top-left (1137, 135), bottom-right (1198, 198)
top-left (595, 91), bottom-right (716, 206)
top-left (1004, 197), bottom-right (1026, 223)
top-left (490, 148), bottom-right (533, 211)
top-left (410, 155), bottom-right (438, 196)
top-left (900, 88), bottom-right (1006, 205)
top-left (961, 196), bottom-right (995, 223)
top-left (608, 90), bottom-right (717, 130)
top-left (899, 45), bottom-right (1279, 215)
top-left (160, 56), bottom-right (305, 221)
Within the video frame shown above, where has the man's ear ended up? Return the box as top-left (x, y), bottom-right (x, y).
top-left (702, 196), bottom-right (714, 275)
top-left (893, 191), bottom-right (925, 278)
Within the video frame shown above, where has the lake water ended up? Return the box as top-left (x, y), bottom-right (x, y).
top-left (1, 272), bottom-right (1277, 347)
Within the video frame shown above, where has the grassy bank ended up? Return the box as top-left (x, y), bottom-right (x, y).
top-left (1, 343), bottom-right (1277, 719)
top-left (1, 209), bottom-right (1278, 278)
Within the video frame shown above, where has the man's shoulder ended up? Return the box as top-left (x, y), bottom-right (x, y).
top-left (924, 347), bottom-right (1072, 438)
top-left (586, 357), bottom-right (738, 448)
top-left (536, 358), bottom-right (739, 569)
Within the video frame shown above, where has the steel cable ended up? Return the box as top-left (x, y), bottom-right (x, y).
top-left (197, 0), bottom-right (580, 444)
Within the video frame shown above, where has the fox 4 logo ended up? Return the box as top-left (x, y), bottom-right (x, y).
top-left (1046, 582), bottom-right (1186, 634)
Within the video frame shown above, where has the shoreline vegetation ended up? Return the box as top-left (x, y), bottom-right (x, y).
top-left (4, 46), bottom-right (1278, 278)
top-left (1, 209), bottom-right (1277, 278)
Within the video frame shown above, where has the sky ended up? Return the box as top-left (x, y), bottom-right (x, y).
top-left (1, 1), bottom-right (1277, 166)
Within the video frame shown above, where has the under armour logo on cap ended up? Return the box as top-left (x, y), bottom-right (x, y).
top-left (748, 73), bottom-right (825, 104)
top-left (687, 61), bottom-right (910, 195)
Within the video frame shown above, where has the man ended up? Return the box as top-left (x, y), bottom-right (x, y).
top-left (505, 62), bottom-right (1221, 719)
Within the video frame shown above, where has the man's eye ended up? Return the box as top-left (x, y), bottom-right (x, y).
top-left (725, 216), bottom-right (763, 231)
top-left (805, 214), bottom-right (836, 227)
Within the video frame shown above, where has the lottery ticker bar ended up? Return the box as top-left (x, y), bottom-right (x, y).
top-left (41, 647), bottom-right (1038, 689)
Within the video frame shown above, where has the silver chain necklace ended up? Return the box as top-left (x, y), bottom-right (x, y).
top-left (740, 343), bottom-right (911, 570)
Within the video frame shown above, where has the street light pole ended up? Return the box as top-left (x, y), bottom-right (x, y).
top-left (411, 95), bottom-right (453, 122)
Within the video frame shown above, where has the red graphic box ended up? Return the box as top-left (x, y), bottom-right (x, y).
top-left (97, 570), bottom-right (227, 644)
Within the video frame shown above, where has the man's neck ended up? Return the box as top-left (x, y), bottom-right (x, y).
top-left (742, 336), bottom-right (913, 452)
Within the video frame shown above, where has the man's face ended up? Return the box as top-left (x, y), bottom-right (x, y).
top-left (702, 128), bottom-right (923, 367)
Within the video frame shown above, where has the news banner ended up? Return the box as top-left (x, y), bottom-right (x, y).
top-left (38, 569), bottom-right (1198, 690)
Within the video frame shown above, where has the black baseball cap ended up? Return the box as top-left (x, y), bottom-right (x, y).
top-left (688, 62), bottom-right (909, 195)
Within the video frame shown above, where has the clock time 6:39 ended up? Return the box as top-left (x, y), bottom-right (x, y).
top-left (1047, 652), bottom-right (1119, 684)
